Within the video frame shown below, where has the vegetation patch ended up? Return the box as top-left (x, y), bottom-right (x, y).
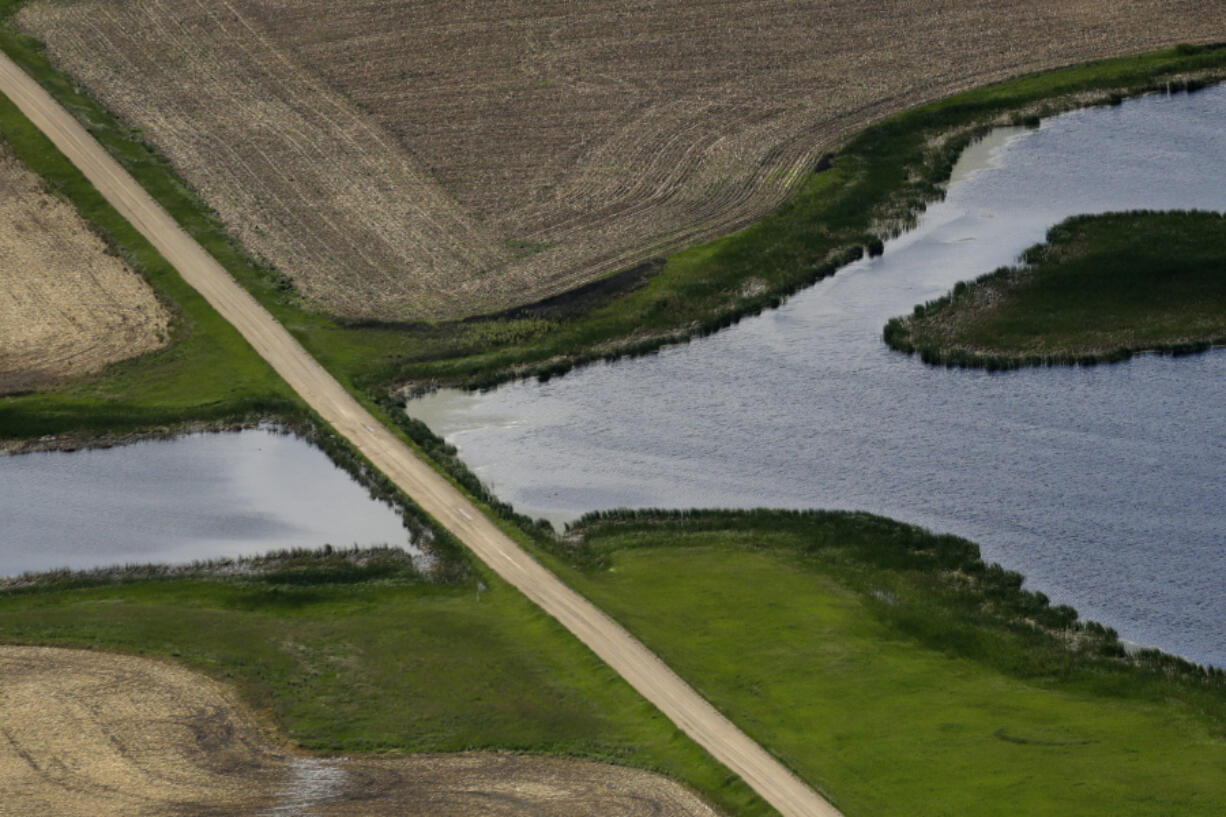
top-left (884, 210), bottom-right (1226, 368)
top-left (0, 545), bottom-right (422, 595)
top-left (543, 509), bottom-right (1226, 817)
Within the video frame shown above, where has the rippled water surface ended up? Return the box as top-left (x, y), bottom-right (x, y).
top-left (0, 429), bottom-right (420, 575)
top-left (409, 86), bottom-right (1226, 666)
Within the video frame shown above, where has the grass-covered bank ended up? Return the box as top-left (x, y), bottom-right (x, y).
top-left (544, 510), bottom-right (1226, 816)
top-left (884, 210), bottom-right (1226, 368)
top-left (0, 551), bottom-right (774, 817)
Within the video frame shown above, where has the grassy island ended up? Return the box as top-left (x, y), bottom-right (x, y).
top-left (884, 210), bottom-right (1226, 369)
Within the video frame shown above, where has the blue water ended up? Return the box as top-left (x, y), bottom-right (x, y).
top-left (408, 86), bottom-right (1226, 666)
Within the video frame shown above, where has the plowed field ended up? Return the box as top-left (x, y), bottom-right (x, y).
top-left (0, 645), bottom-right (721, 817)
top-left (0, 144), bottom-right (168, 394)
top-left (16, 0), bottom-right (1225, 322)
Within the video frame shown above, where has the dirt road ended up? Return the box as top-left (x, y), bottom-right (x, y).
top-left (0, 52), bottom-right (841, 817)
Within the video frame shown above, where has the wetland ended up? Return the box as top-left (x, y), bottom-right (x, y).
top-left (408, 85), bottom-right (1226, 667)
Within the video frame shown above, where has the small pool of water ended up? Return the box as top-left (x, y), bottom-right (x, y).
top-left (0, 428), bottom-right (422, 576)
top-left (408, 85), bottom-right (1226, 666)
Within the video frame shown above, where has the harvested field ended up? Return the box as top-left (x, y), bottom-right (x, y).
top-left (0, 645), bottom-right (721, 817)
top-left (0, 143), bottom-right (168, 394)
top-left (16, 1), bottom-right (1226, 322)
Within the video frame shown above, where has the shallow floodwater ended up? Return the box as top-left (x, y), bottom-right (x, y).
top-left (0, 429), bottom-right (421, 576)
top-left (409, 86), bottom-right (1226, 666)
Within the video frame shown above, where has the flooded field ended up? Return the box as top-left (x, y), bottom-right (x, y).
top-left (0, 428), bottom-right (420, 576)
top-left (409, 86), bottom-right (1226, 666)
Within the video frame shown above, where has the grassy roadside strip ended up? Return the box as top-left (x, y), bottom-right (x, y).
top-left (883, 210), bottom-right (1226, 369)
top-left (0, 552), bottom-right (775, 817)
top-left (549, 510), bottom-right (1226, 816)
top-left (2, 4), bottom-right (1225, 401)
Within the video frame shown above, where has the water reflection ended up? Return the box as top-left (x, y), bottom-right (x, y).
top-left (0, 428), bottom-right (422, 576)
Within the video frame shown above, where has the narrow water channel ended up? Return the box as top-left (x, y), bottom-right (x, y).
top-left (408, 85), bottom-right (1226, 666)
top-left (0, 428), bottom-right (421, 576)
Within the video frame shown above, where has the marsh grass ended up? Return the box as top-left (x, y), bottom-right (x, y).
top-left (0, 545), bottom-right (421, 595)
top-left (885, 210), bottom-right (1226, 368)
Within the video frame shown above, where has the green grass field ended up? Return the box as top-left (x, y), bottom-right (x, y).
top-left (0, 559), bottom-right (774, 817)
top-left (549, 511), bottom-right (1226, 816)
top-left (884, 210), bottom-right (1226, 368)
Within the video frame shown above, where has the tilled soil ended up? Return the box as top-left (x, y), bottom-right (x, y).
top-left (0, 645), bottom-right (722, 817)
top-left (0, 144), bottom-right (169, 394)
top-left (17, 0), bottom-right (1225, 321)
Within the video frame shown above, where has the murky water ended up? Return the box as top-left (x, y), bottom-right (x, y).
top-left (409, 86), bottom-right (1226, 666)
top-left (261, 757), bottom-right (348, 817)
top-left (0, 428), bottom-right (421, 576)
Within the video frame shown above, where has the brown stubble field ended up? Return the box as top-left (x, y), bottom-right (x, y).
top-left (0, 645), bottom-right (721, 817)
top-left (16, 0), bottom-right (1226, 323)
top-left (0, 144), bottom-right (168, 395)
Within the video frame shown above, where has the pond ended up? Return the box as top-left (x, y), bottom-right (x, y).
top-left (407, 85), bottom-right (1226, 666)
top-left (0, 428), bottom-right (422, 576)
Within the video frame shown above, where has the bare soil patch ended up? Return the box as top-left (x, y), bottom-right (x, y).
top-left (16, 1), bottom-right (1225, 322)
top-left (0, 645), bottom-right (721, 817)
top-left (0, 144), bottom-right (168, 394)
